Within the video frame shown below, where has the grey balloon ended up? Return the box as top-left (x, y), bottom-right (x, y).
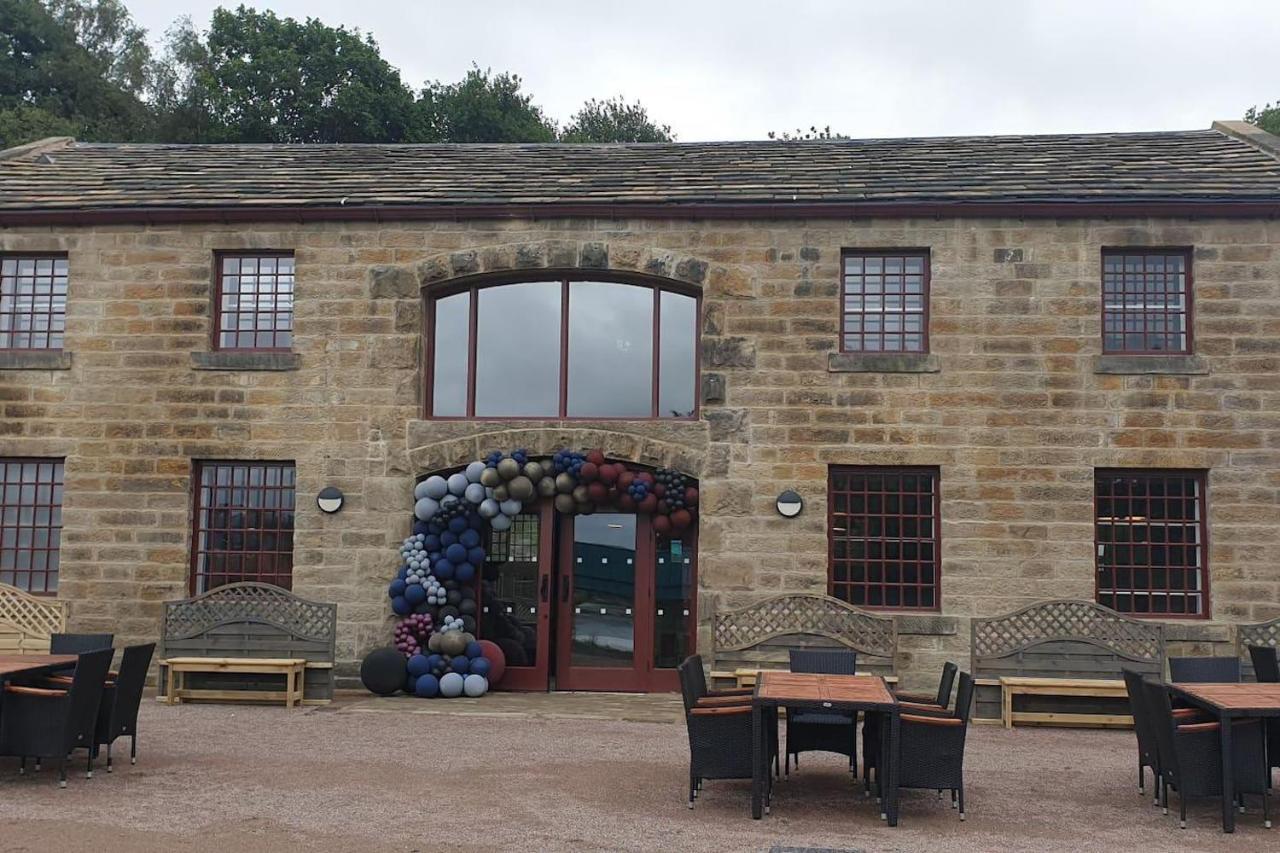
top-left (414, 497), bottom-right (439, 521)
top-left (423, 475), bottom-right (449, 499)
top-left (465, 461), bottom-right (487, 483)
top-left (499, 499), bottom-right (522, 517)
top-left (413, 480), bottom-right (433, 500)
top-left (490, 513), bottom-right (513, 532)
top-left (478, 498), bottom-right (500, 518)
top-left (447, 473), bottom-right (469, 496)
top-left (464, 483), bottom-right (487, 504)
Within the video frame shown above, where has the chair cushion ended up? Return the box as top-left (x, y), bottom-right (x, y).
top-left (790, 711), bottom-right (854, 726)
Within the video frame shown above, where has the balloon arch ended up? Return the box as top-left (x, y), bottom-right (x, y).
top-left (360, 447), bottom-right (698, 699)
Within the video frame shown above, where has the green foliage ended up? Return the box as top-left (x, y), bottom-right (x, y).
top-left (152, 5), bottom-right (416, 143)
top-left (413, 66), bottom-right (556, 143)
top-left (767, 125), bottom-right (849, 141)
top-left (560, 97), bottom-right (673, 143)
top-left (1245, 103), bottom-right (1280, 136)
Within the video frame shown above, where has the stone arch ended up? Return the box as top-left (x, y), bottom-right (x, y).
top-left (404, 422), bottom-right (709, 480)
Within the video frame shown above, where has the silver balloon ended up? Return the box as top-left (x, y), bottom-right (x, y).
top-left (423, 475), bottom-right (449, 499)
top-left (478, 498), bottom-right (500, 518)
top-left (464, 482), bottom-right (486, 504)
top-left (499, 499), bottom-right (522, 517)
top-left (490, 513), bottom-right (513, 532)
top-left (447, 473), bottom-right (469, 496)
top-left (465, 461), bottom-right (487, 484)
top-left (414, 497), bottom-right (439, 521)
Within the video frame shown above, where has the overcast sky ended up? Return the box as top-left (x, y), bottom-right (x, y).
top-left (126, 0), bottom-right (1277, 141)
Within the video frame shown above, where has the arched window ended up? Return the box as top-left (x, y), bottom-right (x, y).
top-left (427, 277), bottom-right (699, 419)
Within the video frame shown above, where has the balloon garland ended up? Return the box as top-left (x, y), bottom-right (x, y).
top-left (365, 448), bottom-right (698, 699)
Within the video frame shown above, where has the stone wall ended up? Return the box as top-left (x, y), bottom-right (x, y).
top-left (2, 215), bottom-right (1278, 689)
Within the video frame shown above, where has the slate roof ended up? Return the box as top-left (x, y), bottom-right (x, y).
top-left (2, 126), bottom-right (1279, 214)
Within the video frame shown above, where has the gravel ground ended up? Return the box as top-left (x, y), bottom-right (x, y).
top-left (0, 697), bottom-right (1272, 852)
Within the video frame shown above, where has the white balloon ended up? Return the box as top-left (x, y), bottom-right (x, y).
top-left (413, 480), bottom-right (433, 500)
top-left (463, 674), bottom-right (488, 697)
top-left (414, 497), bottom-right (439, 521)
top-left (489, 513), bottom-right (512, 532)
top-left (465, 461), bottom-right (487, 483)
top-left (447, 473), bottom-right (469, 496)
top-left (423, 476), bottom-right (449, 499)
top-left (464, 483), bottom-right (486, 504)
top-left (499, 499), bottom-right (522, 517)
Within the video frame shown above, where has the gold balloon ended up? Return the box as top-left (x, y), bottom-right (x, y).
top-left (523, 462), bottom-right (544, 482)
top-left (537, 476), bottom-right (557, 497)
top-left (493, 485), bottom-right (509, 502)
top-left (555, 473), bottom-right (576, 494)
top-left (554, 494), bottom-right (576, 514)
top-left (480, 467), bottom-right (502, 487)
top-left (497, 458), bottom-right (521, 481)
top-left (572, 485), bottom-right (589, 503)
top-left (508, 476), bottom-right (535, 501)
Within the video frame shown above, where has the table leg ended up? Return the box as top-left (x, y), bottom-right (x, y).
top-left (752, 702), bottom-right (763, 820)
top-left (165, 665), bottom-right (175, 705)
top-left (286, 667), bottom-right (296, 708)
top-left (1221, 712), bottom-right (1235, 833)
top-left (887, 710), bottom-right (901, 827)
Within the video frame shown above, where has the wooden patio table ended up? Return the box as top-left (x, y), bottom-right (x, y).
top-left (752, 671), bottom-right (901, 825)
top-left (1169, 682), bottom-right (1280, 833)
top-left (0, 654), bottom-right (78, 680)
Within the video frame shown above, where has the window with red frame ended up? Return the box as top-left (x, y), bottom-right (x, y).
top-left (841, 251), bottom-right (929, 353)
top-left (1095, 470), bottom-right (1207, 617)
top-left (214, 254), bottom-right (294, 350)
top-left (1102, 250), bottom-right (1191, 354)
top-left (191, 461), bottom-right (295, 593)
top-left (0, 458), bottom-right (64, 594)
top-left (1, 255), bottom-right (68, 350)
top-left (828, 466), bottom-right (940, 609)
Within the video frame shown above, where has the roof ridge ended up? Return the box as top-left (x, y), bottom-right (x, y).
top-left (0, 136), bottom-right (75, 163)
top-left (1212, 120), bottom-right (1280, 162)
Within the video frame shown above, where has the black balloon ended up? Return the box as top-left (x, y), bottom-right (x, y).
top-left (360, 647), bottom-right (407, 696)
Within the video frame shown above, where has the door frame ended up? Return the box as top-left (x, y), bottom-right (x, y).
top-left (480, 502), bottom-right (555, 691)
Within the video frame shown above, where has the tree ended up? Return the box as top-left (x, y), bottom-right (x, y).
top-left (151, 5), bottom-right (416, 143)
top-left (560, 96), bottom-right (673, 143)
top-left (1246, 103), bottom-right (1280, 136)
top-left (412, 66), bottom-right (556, 143)
top-left (0, 0), bottom-right (152, 147)
top-left (767, 125), bottom-right (849, 141)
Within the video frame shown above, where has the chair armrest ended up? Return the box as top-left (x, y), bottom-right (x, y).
top-left (4, 685), bottom-right (67, 698)
top-left (898, 700), bottom-right (945, 712)
top-left (902, 713), bottom-right (963, 727)
top-left (690, 705), bottom-right (753, 716)
top-left (695, 695), bottom-right (752, 707)
top-left (1171, 708), bottom-right (1208, 722)
top-left (1177, 721), bottom-right (1219, 733)
top-left (710, 687), bottom-right (754, 696)
top-left (894, 691), bottom-right (937, 703)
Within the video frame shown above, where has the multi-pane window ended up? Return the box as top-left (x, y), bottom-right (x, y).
top-left (1, 255), bottom-right (68, 350)
top-left (1095, 470), bottom-right (1207, 617)
top-left (0, 458), bottom-right (64, 594)
top-left (428, 279), bottom-right (699, 419)
top-left (1102, 250), bottom-right (1191, 354)
top-left (828, 466), bottom-right (940, 609)
top-left (214, 253), bottom-right (294, 350)
top-left (841, 251), bottom-right (929, 353)
top-left (191, 461), bottom-right (295, 593)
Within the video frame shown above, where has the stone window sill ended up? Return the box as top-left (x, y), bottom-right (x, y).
top-left (191, 351), bottom-right (301, 371)
top-left (1092, 354), bottom-right (1208, 376)
top-left (828, 352), bottom-right (940, 374)
top-left (0, 350), bottom-right (72, 370)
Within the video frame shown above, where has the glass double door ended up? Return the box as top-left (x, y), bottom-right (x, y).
top-left (479, 501), bottom-right (693, 692)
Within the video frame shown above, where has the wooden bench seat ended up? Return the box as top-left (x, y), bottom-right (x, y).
top-left (1000, 676), bottom-right (1131, 729)
top-left (163, 657), bottom-right (307, 708)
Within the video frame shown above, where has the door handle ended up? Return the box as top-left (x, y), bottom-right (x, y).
top-left (540, 574), bottom-right (549, 603)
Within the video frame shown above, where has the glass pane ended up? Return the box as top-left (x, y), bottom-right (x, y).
top-left (431, 291), bottom-right (470, 416)
top-left (654, 535), bottom-right (694, 669)
top-left (567, 282), bottom-right (653, 417)
top-left (571, 513), bottom-right (636, 668)
top-left (480, 512), bottom-right (541, 667)
top-left (658, 291), bottom-right (697, 418)
top-left (475, 282), bottom-right (562, 417)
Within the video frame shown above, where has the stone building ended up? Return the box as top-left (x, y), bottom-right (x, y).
top-left (2, 121), bottom-right (1279, 692)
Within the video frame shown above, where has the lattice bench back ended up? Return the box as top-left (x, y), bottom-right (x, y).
top-left (160, 583), bottom-right (337, 702)
top-left (0, 582), bottom-right (67, 654)
top-left (711, 593), bottom-right (897, 676)
top-left (1237, 615), bottom-right (1280, 681)
top-left (971, 599), bottom-right (1165, 720)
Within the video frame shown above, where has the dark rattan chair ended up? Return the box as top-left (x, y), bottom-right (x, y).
top-left (1168, 656), bottom-right (1241, 683)
top-left (677, 656), bottom-right (764, 811)
top-left (1249, 646), bottom-right (1280, 684)
top-left (896, 671), bottom-right (976, 821)
top-left (1142, 678), bottom-right (1270, 829)
top-left (49, 633), bottom-right (115, 654)
top-left (677, 654), bottom-right (753, 712)
top-left (1122, 669), bottom-right (1160, 801)
top-left (785, 649), bottom-right (857, 778)
top-left (95, 642), bottom-right (155, 771)
top-left (0, 648), bottom-right (113, 787)
top-left (894, 661), bottom-right (958, 712)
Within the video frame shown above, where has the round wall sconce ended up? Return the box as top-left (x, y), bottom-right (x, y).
top-left (776, 489), bottom-right (804, 518)
top-left (317, 486), bottom-right (345, 514)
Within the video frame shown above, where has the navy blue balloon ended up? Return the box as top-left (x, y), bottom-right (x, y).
top-left (415, 674), bottom-right (440, 698)
top-left (389, 579), bottom-right (407, 597)
top-left (455, 562), bottom-right (476, 583)
top-left (396, 566), bottom-right (409, 580)
top-left (451, 656), bottom-right (471, 674)
top-left (440, 531), bottom-right (458, 547)
top-left (465, 641), bottom-right (483, 659)
top-left (445, 543), bottom-right (468, 563)
top-left (404, 675), bottom-right (417, 694)
top-left (414, 601), bottom-right (432, 615)
top-left (448, 516), bottom-right (468, 534)
top-left (424, 534), bottom-right (441, 551)
top-left (413, 521), bottom-right (431, 536)
top-left (433, 559), bottom-right (455, 580)
top-left (428, 551), bottom-right (442, 564)
top-left (426, 654), bottom-right (443, 672)
top-left (391, 595), bottom-right (410, 616)
top-left (470, 657), bottom-right (492, 679)
top-left (405, 584), bottom-right (426, 605)
top-left (460, 529), bottom-right (481, 548)
top-left (407, 654), bottom-right (430, 677)
top-left (467, 546), bottom-right (486, 565)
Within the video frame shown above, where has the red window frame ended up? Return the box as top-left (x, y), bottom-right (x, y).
top-left (0, 457), bottom-right (64, 595)
top-left (1101, 248), bottom-right (1193, 355)
top-left (840, 249), bottom-right (930, 354)
top-left (828, 466), bottom-right (941, 611)
top-left (424, 274), bottom-right (701, 420)
top-left (213, 252), bottom-right (295, 352)
top-left (0, 254), bottom-right (68, 351)
top-left (1094, 469), bottom-right (1209, 619)
top-left (190, 461), bottom-right (296, 594)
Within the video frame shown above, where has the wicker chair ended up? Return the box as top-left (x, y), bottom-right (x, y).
top-left (896, 671), bottom-right (976, 821)
top-left (1168, 656), bottom-right (1241, 683)
top-left (1249, 646), bottom-right (1280, 683)
top-left (1142, 678), bottom-right (1270, 829)
top-left (677, 656), bottom-right (765, 811)
top-left (49, 633), bottom-right (114, 655)
top-left (785, 649), bottom-right (857, 778)
top-left (894, 661), bottom-right (958, 711)
top-left (0, 648), bottom-right (113, 786)
top-left (678, 654), bottom-right (753, 711)
top-left (1122, 669), bottom-right (1161, 801)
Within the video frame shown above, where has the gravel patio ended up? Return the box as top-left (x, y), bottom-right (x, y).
top-left (0, 692), bottom-right (1271, 852)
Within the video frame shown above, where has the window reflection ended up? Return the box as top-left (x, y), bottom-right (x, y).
top-left (432, 291), bottom-right (469, 417)
top-left (659, 291), bottom-right (697, 418)
top-left (475, 281), bottom-right (562, 417)
top-left (568, 282), bottom-right (653, 417)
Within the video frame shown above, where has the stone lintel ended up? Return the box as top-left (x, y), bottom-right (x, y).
top-left (1092, 354), bottom-right (1209, 375)
top-left (828, 352), bottom-right (940, 374)
top-left (191, 351), bottom-right (302, 371)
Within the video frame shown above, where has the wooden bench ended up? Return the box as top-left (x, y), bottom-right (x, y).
top-left (164, 657), bottom-right (307, 708)
top-left (0, 582), bottom-right (67, 655)
top-left (1000, 676), bottom-right (1131, 729)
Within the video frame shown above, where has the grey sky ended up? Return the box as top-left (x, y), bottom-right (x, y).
top-left (126, 0), bottom-right (1277, 141)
